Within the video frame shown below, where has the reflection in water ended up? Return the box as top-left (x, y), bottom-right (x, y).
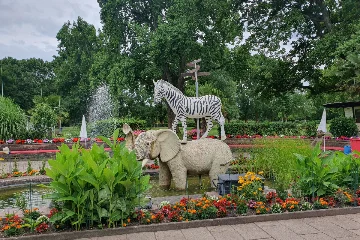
top-left (0, 185), bottom-right (52, 210)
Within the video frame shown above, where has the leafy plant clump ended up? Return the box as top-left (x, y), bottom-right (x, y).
top-left (0, 97), bottom-right (26, 140)
top-left (293, 143), bottom-right (360, 197)
top-left (29, 103), bottom-right (57, 138)
top-left (330, 116), bottom-right (358, 137)
top-left (45, 129), bottom-right (150, 230)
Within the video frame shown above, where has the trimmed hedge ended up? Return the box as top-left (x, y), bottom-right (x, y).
top-left (88, 118), bottom-right (146, 137)
top-left (330, 117), bottom-right (358, 137)
top-left (223, 121), bottom-right (318, 137)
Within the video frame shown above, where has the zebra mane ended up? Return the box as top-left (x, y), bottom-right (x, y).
top-left (158, 80), bottom-right (184, 96)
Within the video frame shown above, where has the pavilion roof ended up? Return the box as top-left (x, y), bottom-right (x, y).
top-left (323, 101), bottom-right (360, 108)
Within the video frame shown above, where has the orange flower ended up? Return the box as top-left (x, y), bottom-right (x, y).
top-left (122, 223), bottom-right (127, 227)
top-left (127, 218), bottom-right (131, 223)
top-left (146, 219), bottom-right (150, 223)
top-left (33, 208), bottom-right (39, 211)
top-left (2, 225), bottom-right (10, 230)
top-left (16, 225), bottom-right (21, 229)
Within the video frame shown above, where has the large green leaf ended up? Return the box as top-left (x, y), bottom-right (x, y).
top-left (50, 182), bottom-right (70, 195)
top-left (79, 172), bottom-right (100, 191)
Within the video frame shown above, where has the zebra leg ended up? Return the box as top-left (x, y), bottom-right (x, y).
top-left (219, 114), bottom-right (226, 140)
top-left (213, 113), bottom-right (226, 140)
top-left (180, 116), bottom-right (187, 144)
top-left (201, 116), bottom-right (213, 139)
top-left (171, 117), bottom-right (179, 133)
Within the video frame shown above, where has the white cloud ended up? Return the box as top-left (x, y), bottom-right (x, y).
top-left (0, 0), bottom-right (101, 61)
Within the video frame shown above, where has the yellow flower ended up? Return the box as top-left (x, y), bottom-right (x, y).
top-left (0, 158), bottom-right (4, 161)
top-left (258, 188), bottom-right (262, 191)
top-left (258, 171), bottom-right (264, 175)
top-left (253, 192), bottom-right (257, 195)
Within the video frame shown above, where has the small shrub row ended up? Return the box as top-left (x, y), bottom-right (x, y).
top-left (223, 121), bottom-right (318, 137)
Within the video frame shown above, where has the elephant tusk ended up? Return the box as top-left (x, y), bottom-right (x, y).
top-left (142, 158), bottom-right (150, 168)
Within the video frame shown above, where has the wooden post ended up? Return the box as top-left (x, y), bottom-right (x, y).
top-left (182, 59), bottom-right (210, 139)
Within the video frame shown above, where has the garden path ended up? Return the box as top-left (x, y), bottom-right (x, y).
top-left (75, 213), bottom-right (360, 240)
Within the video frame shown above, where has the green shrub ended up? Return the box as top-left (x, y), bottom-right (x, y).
top-left (45, 129), bottom-right (150, 230)
top-left (29, 103), bottom-right (57, 138)
top-left (329, 116), bottom-right (358, 137)
top-left (246, 138), bottom-right (312, 192)
top-left (294, 143), bottom-right (360, 197)
top-left (223, 121), bottom-right (317, 137)
top-left (0, 97), bottom-right (26, 140)
top-left (88, 118), bottom-right (146, 137)
top-left (302, 121), bottom-right (318, 137)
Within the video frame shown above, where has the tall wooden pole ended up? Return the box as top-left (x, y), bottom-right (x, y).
top-left (194, 62), bottom-right (200, 139)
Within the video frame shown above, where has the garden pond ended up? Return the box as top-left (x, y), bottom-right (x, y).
top-left (0, 175), bottom-right (216, 211)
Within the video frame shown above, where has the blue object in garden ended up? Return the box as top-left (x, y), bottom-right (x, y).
top-left (344, 145), bottom-right (352, 155)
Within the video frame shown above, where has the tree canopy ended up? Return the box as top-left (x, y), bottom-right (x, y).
top-left (1, 0), bottom-right (359, 127)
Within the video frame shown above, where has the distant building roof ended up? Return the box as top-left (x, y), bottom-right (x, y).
top-left (323, 101), bottom-right (360, 108)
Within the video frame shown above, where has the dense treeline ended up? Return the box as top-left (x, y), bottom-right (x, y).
top-left (1, 0), bottom-right (359, 126)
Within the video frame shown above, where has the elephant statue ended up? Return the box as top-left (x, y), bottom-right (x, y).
top-left (122, 124), bottom-right (232, 190)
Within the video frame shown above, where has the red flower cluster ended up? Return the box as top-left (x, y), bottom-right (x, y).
top-left (213, 197), bottom-right (233, 217)
top-left (48, 208), bottom-right (59, 218)
top-left (145, 164), bottom-right (159, 169)
top-left (35, 222), bottom-right (49, 233)
top-left (52, 138), bottom-right (65, 143)
top-left (15, 139), bottom-right (26, 144)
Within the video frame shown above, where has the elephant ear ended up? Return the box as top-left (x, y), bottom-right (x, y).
top-left (122, 124), bottom-right (134, 150)
top-left (154, 130), bottom-right (180, 162)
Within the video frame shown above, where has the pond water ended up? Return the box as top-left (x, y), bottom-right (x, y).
top-left (0, 175), bottom-right (214, 210)
top-left (0, 185), bottom-right (52, 210)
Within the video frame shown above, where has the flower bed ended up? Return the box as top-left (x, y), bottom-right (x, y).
top-left (2, 191), bottom-right (360, 238)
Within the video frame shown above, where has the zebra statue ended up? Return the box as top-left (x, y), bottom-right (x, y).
top-left (153, 79), bottom-right (226, 143)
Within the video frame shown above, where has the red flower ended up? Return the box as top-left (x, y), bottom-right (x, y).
top-left (36, 222), bottom-right (49, 233)
top-left (0, 140), bottom-right (4, 144)
top-left (72, 138), bottom-right (79, 142)
top-left (37, 139), bottom-right (43, 143)
top-left (15, 139), bottom-right (22, 144)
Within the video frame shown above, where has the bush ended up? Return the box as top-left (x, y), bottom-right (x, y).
top-left (88, 118), bottom-right (146, 137)
top-left (223, 121), bottom-right (317, 137)
top-left (45, 129), bottom-right (150, 230)
top-left (294, 143), bottom-right (360, 197)
top-left (0, 97), bottom-right (26, 140)
top-left (329, 116), bottom-right (358, 137)
top-left (29, 103), bottom-right (57, 138)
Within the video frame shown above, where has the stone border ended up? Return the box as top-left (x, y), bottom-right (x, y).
top-left (0, 176), bottom-right (51, 189)
top-left (5, 206), bottom-right (360, 240)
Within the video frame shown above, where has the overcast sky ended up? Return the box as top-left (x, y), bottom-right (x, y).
top-left (0, 0), bottom-right (102, 61)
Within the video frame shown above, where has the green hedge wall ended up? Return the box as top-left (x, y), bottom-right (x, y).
top-left (88, 118), bottom-right (146, 137)
top-left (223, 121), bottom-right (318, 137)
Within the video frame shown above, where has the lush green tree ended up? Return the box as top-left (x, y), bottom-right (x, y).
top-left (323, 22), bottom-right (360, 96)
top-left (29, 103), bottom-right (57, 138)
top-left (53, 17), bottom-right (99, 124)
top-left (97, 0), bottom-right (242, 127)
top-left (0, 97), bottom-right (26, 140)
top-left (0, 57), bottom-right (53, 111)
top-left (235, 0), bottom-right (360, 95)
